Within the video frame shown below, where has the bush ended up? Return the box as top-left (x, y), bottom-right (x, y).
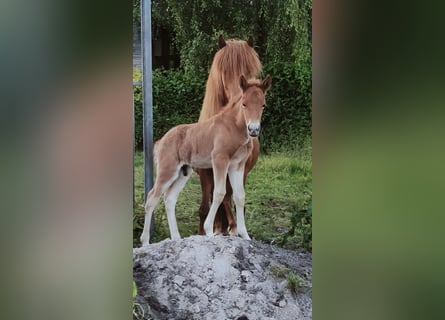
top-left (260, 61), bottom-right (312, 152)
top-left (134, 61), bottom-right (311, 152)
top-left (133, 68), bottom-right (205, 149)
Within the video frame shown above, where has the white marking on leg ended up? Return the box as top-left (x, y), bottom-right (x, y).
top-left (163, 167), bottom-right (192, 241)
top-left (140, 165), bottom-right (182, 246)
top-left (228, 167), bottom-right (251, 240)
top-left (204, 163), bottom-right (228, 236)
top-left (203, 188), bottom-right (226, 236)
top-left (140, 189), bottom-right (161, 246)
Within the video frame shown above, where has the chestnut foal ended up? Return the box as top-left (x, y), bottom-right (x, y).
top-left (140, 75), bottom-right (271, 246)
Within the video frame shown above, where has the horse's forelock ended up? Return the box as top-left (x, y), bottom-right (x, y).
top-left (217, 40), bottom-right (261, 81)
top-left (199, 39), bottom-right (262, 121)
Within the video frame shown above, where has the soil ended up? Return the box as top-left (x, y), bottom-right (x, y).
top-left (133, 235), bottom-right (312, 320)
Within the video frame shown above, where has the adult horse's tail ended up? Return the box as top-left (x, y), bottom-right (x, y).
top-left (199, 35), bottom-right (262, 122)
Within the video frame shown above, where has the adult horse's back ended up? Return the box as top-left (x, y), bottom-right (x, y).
top-left (197, 35), bottom-right (262, 235)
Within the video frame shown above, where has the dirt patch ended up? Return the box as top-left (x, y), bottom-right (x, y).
top-left (133, 235), bottom-right (312, 320)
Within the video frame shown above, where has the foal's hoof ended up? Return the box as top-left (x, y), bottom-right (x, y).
top-left (240, 234), bottom-right (251, 241)
top-left (203, 225), bottom-right (214, 237)
top-left (140, 241), bottom-right (150, 247)
top-left (140, 235), bottom-right (150, 247)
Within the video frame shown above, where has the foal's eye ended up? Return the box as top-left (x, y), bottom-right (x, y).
top-left (262, 104), bottom-right (266, 108)
top-left (242, 104), bottom-right (247, 108)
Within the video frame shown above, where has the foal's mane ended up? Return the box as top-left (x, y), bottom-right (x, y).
top-left (199, 39), bottom-right (262, 122)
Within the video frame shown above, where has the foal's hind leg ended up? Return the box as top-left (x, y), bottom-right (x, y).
top-left (140, 186), bottom-right (163, 246)
top-left (140, 165), bottom-right (181, 246)
top-left (163, 165), bottom-right (192, 240)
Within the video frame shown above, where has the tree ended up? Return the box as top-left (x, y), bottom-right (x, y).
top-left (133, 0), bottom-right (312, 149)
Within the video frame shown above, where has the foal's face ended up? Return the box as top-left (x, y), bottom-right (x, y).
top-left (240, 75), bottom-right (272, 137)
top-left (242, 87), bottom-right (266, 137)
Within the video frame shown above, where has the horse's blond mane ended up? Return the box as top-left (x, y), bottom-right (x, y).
top-left (199, 39), bottom-right (262, 122)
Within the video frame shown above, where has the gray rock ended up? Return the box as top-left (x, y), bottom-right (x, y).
top-left (241, 270), bottom-right (251, 283)
top-left (173, 275), bottom-right (185, 286)
top-left (133, 235), bottom-right (312, 320)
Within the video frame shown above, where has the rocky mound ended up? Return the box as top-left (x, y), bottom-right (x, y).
top-left (133, 235), bottom-right (312, 320)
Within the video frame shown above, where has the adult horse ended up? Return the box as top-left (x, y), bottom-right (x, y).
top-left (197, 35), bottom-right (262, 236)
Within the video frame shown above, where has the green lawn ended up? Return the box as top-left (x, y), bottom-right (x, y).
top-left (133, 144), bottom-right (312, 249)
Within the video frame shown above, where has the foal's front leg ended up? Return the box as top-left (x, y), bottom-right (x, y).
top-left (228, 166), bottom-right (251, 240)
top-left (203, 158), bottom-right (229, 237)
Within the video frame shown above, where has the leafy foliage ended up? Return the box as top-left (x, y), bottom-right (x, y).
top-left (261, 61), bottom-right (312, 151)
top-left (133, 67), bottom-right (205, 149)
top-left (133, 60), bottom-right (311, 151)
top-left (133, 0), bottom-right (312, 150)
top-left (153, 0), bottom-right (260, 76)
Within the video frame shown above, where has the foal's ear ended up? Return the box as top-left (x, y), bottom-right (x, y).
top-left (218, 34), bottom-right (226, 49)
top-left (261, 75), bottom-right (272, 92)
top-left (247, 35), bottom-right (254, 47)
top-left (240, 75), bottom-right (249, 91)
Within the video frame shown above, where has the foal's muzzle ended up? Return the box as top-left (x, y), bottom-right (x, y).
top-left (247, 122), bottom-right (261, 137)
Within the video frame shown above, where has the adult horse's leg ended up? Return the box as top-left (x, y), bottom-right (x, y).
top-left (213, 204), bottom-right (230, 234)
top-left (223, 181), bottom-right (237, 235)
top-left (198, 168), bottom-right (229, 235)
top-left (228, 165), bottom-right (250, 240)
top-left (197, 168), bottom-right (213, 235)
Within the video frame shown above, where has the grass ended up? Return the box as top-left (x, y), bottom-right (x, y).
top-left (286, 271), bottom-right (302, 294)
top-left (132, 281), bottom-right (146, 320)
top-left (133, 142), bottom-right (311, 248)
top-left (270, 264), bottom-right (291, 278)
top-left (270, 264), bottom-right (303, 294)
